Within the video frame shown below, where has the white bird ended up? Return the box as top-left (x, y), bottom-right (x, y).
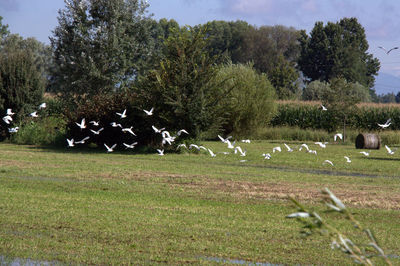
top-left (234, 146), bottom-right (246, 156)
top-left (176, 129), bottom-right (189, 136)
top-left (321, 104), bottom-right (327, 111)
top-left (89, 121), bottom-right (100, 126)
top-left (39, 102), bottom-right (46, 109)
top-left (66, 138), bottom-right (74, 147)
top-left (308, 150), bottom-right (317, 155)
top-left (241, 139), bottom-right (251, 143)
top-left (90, 128), bottom-right (104, 135)
top-left (385, 145), bottom-right (397, 155)
top-left (6, 108), bottom-right (15, 116)
top-left (76, 118), bottom-right (86, 129)
top-left (143, 107), bottom-right (154, 116)
top-left (377, 118), bottom-right (391, 129)
top-left (8, 127), bottom-right (19, 133)
top-left (2, 115), bottom-right (12, 124)
top-left (218, 135), bottom-right (232, 143)
top-left (344, 156), bottom-right (351, 163)
top-left (189, 144), bottom-right (200, 150)
top-left (116, 109), bottom-right (127, 118)
top-left (226, 140), bottom-right (235, 149)
top-left (272, 146), bottom-right (281, 153)
top-left (239, 160), bottom-right (247, 163)
top-left (75, 136), bottom-right (90, 144)
top-left (323, 160), bottom-right (334, 166)
top-left (378, 46), bottom-right (399, 55)
top-left (30, 111), bottom-right (38, 118)
top-left (299, 143), bottom-right (309, 151)
top-left (284, 143), bottom-right (293, 152)
top-left (156, 149), bottom-right (164, 156)
top-left (110, 122), bottom-right (122, 128)
top-left (122, 127), bottom-right (136, 136)
top-left (360, 151), bottom-right (370, 156)
top-left (176, 143), bottom-right (188, 150)
top-left (104, 143), bottom-right (117, 152)
top-left (334, 133), bottom-right (343, 142)
top-left (207, 148), bottom-right (216, 157)
top-left (315, 142), bottom-right (328, 148)
top-left (218, 151), bottom-right (230, 155)
top-left (199, 145), bottom-right (207, 151)
top-left (123, 142), bottom-right (138, 149)
top-left (152, 125), bottom-right (165, 133)
top-left (262, 153), bottom-right (271, 159)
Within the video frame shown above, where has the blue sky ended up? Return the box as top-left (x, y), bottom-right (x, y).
top-left (1, 0), bottom-right (400, 85)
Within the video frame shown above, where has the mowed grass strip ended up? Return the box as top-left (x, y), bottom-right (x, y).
top-left (0, 142), bottom-right (399, 264)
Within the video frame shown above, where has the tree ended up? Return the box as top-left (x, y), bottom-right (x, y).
top-left (302, 80), bottom-right (330, 101)
top-left (137, 25), bottom-right (224, 139)
top-left (298, 17), bottom-right (380, 88)
top-left (0, 16), bottom-right (9, 41)
top-left (49, 0), bottom-right (153, 100)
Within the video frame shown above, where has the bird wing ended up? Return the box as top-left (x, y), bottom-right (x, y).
top-left (111, 144), bottom-right (117, 149)
top-left (104, 144), bottom-right (110, 150)
top-left (387, 47), bottom-right (399, 54)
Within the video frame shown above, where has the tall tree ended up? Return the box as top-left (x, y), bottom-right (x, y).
top-left (49, 0), bottom-right (153, 100)
top-left (298, 17), bottom-right (380, 88)
top-left (0, 16), bottom-right (9, 41)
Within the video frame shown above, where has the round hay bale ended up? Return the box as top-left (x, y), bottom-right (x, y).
top-left (355, 133), bottom-right (380, 149)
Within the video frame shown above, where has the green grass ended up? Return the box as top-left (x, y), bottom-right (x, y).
top-left (0, 141), bottom-right (399, 264)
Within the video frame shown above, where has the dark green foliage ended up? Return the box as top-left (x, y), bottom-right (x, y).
top-left (214, 63), bottom-right (276, 136)
top-left (137, 25), bottom-right (224, 139)
top-left (298, 17), bottom-right (380, 88)
top-left (50, 0), bottom-right (154, 101)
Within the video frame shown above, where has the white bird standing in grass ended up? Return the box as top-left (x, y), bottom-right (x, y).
top-left (284, 143), bottom-right (293, 152)
top-left (344, 156), bottom-right (351, 163)
top-left (90, 128), bottom-right (104, 135)
top-left (143, 107), bottom-right (154, 116)
top-left (272, 146), bottom-right (281, 153)
top-left (76, 118), bottom-right (86, 129)
top-left (385, 145), bottom-right (397, 155)
top-left (39, 103), bottom-right (46, 109)
top-left (308, 150), bottom-right (317, 155)
top-left (334, 133), bottom-right (343, 142)
top-left (377, 118), bottom-right (391, 129)
top-left (157, 149), bottom-right (164, 156)
top-left (30, 111), bottom-right (38, 118)
top-left (360, 151), bottom-right (370, 156)
top-left (323, 160), bottom-right (334, 166)
top-left (67, 138), bottom-right (74, 147)
top-left (116, 109), bottom-right (127, 118)
top-left (241, 139), bottom-right (251, 143)
top-left (104, 143), bottom-right (117, 153)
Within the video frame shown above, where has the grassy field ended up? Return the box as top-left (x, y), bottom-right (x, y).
top-left (0, 141), bottom-right (399, 264)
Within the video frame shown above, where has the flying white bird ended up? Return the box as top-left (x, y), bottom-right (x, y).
top-left (344, 156), bottom-right (351, 163)
top-left (123, 142), bottom-right (138, 149)
top-left (176, 129), bottom-right (189, 136)
top-left (6, 108), bottom-right (15, 116)
top-left (8, 127), bottom-right (19, 133)
top-left (226, 140), bottom-right (235, 149)
top-left (207, 148), bottom-right (216, 157)
top-left (308, 150), bottom-right (317, 155)
top-left (122, 127), bottom-right (136, 136)
top-left (323, 160), bottom-right (334, 166)
top-left (89, 121), bottom-right (100, 126)
top-left (299, 143), bottom-right (309, 151)
top-left (218, 135), bottom-right (232, 143)
top-left (176, 143), bottom-right (188, 150)
top-left (2, 115), bottom-right (12, 124)
top-left (234, 146), bottom-right (246, 156)
top-left (90, 128), bottom-right (104, 135)
top-left (385, 145), bottom-right (397, 155)
top-left (321, 104), bottom-right (327, 111)
top-left (157, 149), bottom-right (164, 156)
top-left (199, 145), bottom-right (207, 151)
top-left (116, 109), bottom-right (127, 118)
top-left (315, 142), bottom-right (328, 148)
top-left (104, 143), bottom-right (117, 152)
top-left (189, 144), bottom-right (200, 150)
top-left (39, 102), bottom-right (46, 109)
top-left (360, 151), bottom-right (370, 156)
top-left (143, 107), bottom-right (154, 116)
top-left (334, 133), bottom-right (343, 142)
top-left (66, 138), bottom-right (74, 147)
top-left (377, 118), bottom-right (391, 129)
top-left (262, 153), bottom-right (271, 160)
top-left (110, 122), bottom-right (122, 128)
top-left (152, 125), bottom-right (165, 133)
top-left (75, 136), bottom-right (90, 144)
top-left (284, 143), bottom-right (293, 152)
top-left (272, 146), bottom-right (281, 153)
top-left (30, 111), bottom-right (38, 118)
top-left (378, 46), bottom-right (399, 54)
top-left (76, 118), bottom-right (86, 129)
top-left (241, 139), bottom-right (251, 143)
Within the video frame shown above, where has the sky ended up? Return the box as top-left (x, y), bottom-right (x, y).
top-left (1, 0), bottom-right (400, 91)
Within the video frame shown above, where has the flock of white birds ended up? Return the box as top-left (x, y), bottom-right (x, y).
top-left (2, 103), bottom-right (396, 164)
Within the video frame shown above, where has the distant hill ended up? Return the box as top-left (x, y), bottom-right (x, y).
top-left (373, 72), bottom-right (400, 95)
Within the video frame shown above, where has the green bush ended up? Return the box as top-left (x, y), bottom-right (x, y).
top-left (214, 63), bottom-right (277, 137)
